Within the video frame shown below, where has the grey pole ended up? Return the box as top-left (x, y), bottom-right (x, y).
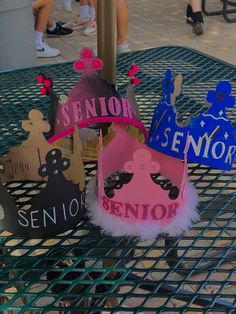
top-left (97, 0), bottom-right (117, 85)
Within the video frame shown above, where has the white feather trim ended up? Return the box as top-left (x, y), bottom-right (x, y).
top-left (87, 178), bottom-right (199, 241)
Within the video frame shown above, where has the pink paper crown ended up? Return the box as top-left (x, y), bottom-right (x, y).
top-left (87, 123), bottom-right (199, 240)
top-left (45, 48), bottom-right (147, 144)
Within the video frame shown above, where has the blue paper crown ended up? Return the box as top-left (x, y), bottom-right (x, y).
top-left (147, 69), bottom-right (236, 170)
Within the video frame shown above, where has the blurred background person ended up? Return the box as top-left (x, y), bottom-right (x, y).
top-left (186, 0), bottom-right (204, 35)
top-left (63, 0), bottom-right (97, 36)
top-left (116, 0), bottom-right (130, 53)
top-left (32, 0), bottom-right (73, 58)
top-left (33, 0), bottom-right (60, 57)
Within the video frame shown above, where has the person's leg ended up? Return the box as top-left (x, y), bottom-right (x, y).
top-left (88, 0), bottom-right (96, 19)
top-left (116, 0), bottom-right (128, 45)
top-left (190, 0), bottom-right (201, 12)
top-left (56, 0), bottom-right (72, 12)
top-left (186, 1), bottom-right (194, 25)
top-left (83, 0), bottom-right (97, 36)
top-left (32, 0), bottom-right (53, 33)
top-left (116, 0), bottom-right (130, 53)
top-left (79, 0), bottom-right (90, 19)
top-left (63, 0), bottom-right (72, 12)
top-left (67, 0), bottom-right (90, 29)
top-left (32, 0), bottom-right (60, 57)
top-left (189, 0), bottom-right (204, 35)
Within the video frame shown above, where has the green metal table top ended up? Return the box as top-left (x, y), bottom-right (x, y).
top-left (0, 46), bottom-right (236, 313)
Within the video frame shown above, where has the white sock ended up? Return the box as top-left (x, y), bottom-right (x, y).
top-left (79, 5), bottom-right (89, 20)
top-left (89, 6), bottom-right (96, 19)
top-left (35, 31), bottom-right (43, 48)
top-left (47, 23), bottom-right (57, 32)
top-left (64, 0), bottom-right (72, 11)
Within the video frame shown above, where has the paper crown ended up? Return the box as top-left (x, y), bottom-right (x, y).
top-left (8, 47), bottom-right (146, 239)
top-left (0, 109), bottom-right (85, 238)
top-left (42, 48), bottom-right (147, 144)
top-left (147, 69), bottom-right (236, 170)
top-left (87, 123), bottom-right (199, 240)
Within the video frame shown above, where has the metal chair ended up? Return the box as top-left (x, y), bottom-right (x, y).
top-left (202, 0), bottom-right (236, 22)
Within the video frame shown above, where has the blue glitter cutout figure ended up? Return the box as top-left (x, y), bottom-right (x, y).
top-left (148, 72), bottom-right (236, 170)
top-left (162, 69), bottom-right (174, 104)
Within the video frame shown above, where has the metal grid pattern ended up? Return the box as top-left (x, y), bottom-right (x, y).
top-left (0, 46), bottom-right (236, 313)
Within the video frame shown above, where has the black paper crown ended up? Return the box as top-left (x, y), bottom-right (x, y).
top-left (0, 109), bottom-right (85, 238)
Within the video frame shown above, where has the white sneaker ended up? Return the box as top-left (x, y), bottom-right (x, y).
top-left (36, 42), bottom-right (61, 58)
top-left (63, 19), bottom-right (90, 30)
top-left (117, 41), bottom-right (131, 54)
top-left (83, 20), bottom-right (97, 36)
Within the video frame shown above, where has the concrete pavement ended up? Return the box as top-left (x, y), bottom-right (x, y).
top-left (38, 0), bottom-right (236, 66)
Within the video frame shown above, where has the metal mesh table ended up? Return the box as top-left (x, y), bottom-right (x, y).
top-left (0, 46), bottom-right (236, 313)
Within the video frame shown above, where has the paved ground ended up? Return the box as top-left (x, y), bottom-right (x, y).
top-left (38, 0), bottom-right (236, 66)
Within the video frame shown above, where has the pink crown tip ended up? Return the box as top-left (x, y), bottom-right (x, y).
top-left (81, 48), bottom-right (93, 59)
top-left (37, 74), bottom-right (44, 84)
top-left (133, 77), bottom-right (140, 86)
top-left (128, 69), bottom-right (135, 77)
top-left (73, 60), bottom-right (84, 71)
top-left (44, 79), bottom-right (52, 88)
top-left (40, 87), bottom-right (47, 95)
top-left (130, 64), bottom-right (139, 74)
top-left (92, 59), bottom-right (103, 70)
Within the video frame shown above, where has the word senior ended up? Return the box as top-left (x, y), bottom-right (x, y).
top-left (102, 196), bottom-right (179, 223)
top-left (58, 96), bottom-right (136, 128)
top-left (156, 127), bottom-right (236, 168)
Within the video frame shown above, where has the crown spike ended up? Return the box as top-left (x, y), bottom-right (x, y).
top-left (37, 73), bottom-right (59, 137)
top-left (73, 48), bottom-right (103, 77)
